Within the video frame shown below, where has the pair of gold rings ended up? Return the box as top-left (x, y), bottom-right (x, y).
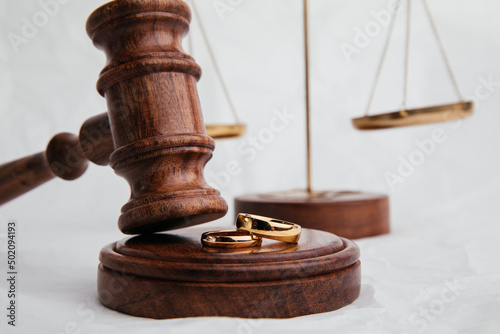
top-left (201, 213), bottom-right (301, 249)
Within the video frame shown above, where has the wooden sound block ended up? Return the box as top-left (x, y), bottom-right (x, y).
top-left (98, 227), bottom-right (361, 319)
top-left (235, 190), bottom-right (390, 239)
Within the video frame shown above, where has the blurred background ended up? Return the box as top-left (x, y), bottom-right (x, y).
top-left (0, 0), bottom-right (499, 333)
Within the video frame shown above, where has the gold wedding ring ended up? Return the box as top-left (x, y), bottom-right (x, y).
top-left (201, 214), bottom-right (302, 249)
top-left (201, 230), bottom-right (262, 248)
top-left (236, 213), bottom-right (301, 244)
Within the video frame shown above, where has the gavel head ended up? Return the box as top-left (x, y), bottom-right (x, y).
top-left (86, 0), bottom-right (228, 234)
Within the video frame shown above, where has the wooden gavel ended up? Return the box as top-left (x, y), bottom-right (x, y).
top-left (0, 0), bottom-right (228, 234)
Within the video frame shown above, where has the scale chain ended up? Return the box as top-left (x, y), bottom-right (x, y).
top-left (190, 0), bottom-right (242, 124)
top-left (364, 0), bottom-right (402, 116)
top-left (422, 0), bottom-right (464, 101)
top-left (402, 0), bottom-right (411, 111)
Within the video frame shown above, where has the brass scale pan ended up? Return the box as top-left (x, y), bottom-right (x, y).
top-left (352, 101), bottom-right (473, 130)
top-left (206, 124), bottom-right (246, 139)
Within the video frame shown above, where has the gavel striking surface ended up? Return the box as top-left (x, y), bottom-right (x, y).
top-left (98, 227), bottom-right (361, 319)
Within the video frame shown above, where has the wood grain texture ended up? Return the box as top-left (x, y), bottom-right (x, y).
top-left (235, 191), bottom-right (390, 239)
top-left (79, 112), bottom-right (114, 166)
top-left (98, 227), bottom-right (361, 319)
top-left (0, 132), bottom-right (90, 206)
top-left (85, 0), bottom-right (228, 234)
top-left (45, 133), bottom-right (89, 180)
top-left (0, 152), bottom-right (55, 206)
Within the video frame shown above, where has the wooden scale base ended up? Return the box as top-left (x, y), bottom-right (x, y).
top-left (235, 190), bottom-right (390, 239)
top-left (98, 227), bottom-right (361, 319)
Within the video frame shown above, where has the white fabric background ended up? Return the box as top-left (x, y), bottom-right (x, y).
top-left (0, 0), bottom-right (499, 333)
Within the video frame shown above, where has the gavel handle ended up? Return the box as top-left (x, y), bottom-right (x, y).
top-left (0, 152), bottom-right (57, 206)
top-left (0, 113), bottom-right (113, 206)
